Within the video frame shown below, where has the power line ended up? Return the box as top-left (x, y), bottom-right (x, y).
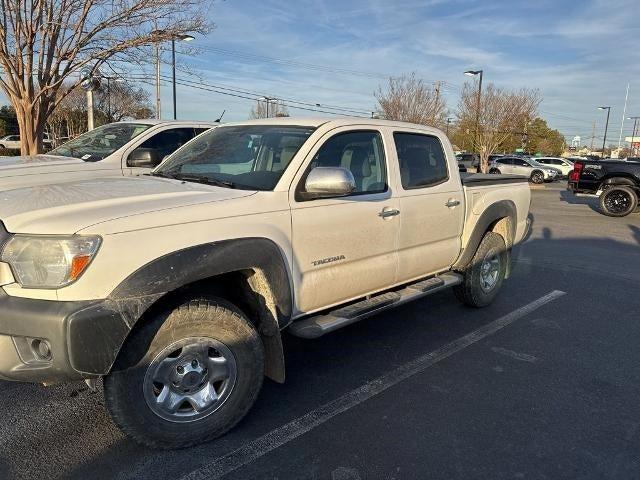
top-left (142, 75), bottom-right (370, 118)
top-left (132, 73), bottom-right (375, 116)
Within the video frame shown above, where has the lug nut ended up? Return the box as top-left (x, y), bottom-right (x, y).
top-left (177, 365), bottom-right (184, 374)
top-left (191, 359), bottom-right (198, 368)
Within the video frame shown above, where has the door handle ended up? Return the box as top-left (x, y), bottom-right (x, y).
top-left (378, 208), bottom-right (400, 218)
top-left (445, 199), bottom-right (461, 208)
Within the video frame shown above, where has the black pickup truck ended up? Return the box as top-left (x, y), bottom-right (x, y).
top-left (568, 159), bottom-right (640, 216)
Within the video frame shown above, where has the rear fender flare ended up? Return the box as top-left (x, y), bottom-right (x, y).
top-left (453, 200), bottom-right (517, 272)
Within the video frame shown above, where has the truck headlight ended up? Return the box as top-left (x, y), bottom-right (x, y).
top-left (1, 235), bottom-right (101, 288)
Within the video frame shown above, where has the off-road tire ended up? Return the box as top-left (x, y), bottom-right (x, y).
top-left (599, 185), bottom-right (638, 217)
top-left (104, 297), bottom-right (264, 449)
top-left (454, 232), bottom-right (507, 308)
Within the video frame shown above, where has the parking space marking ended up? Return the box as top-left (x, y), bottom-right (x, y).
top-left (181, 290), bottom-right (566, 480)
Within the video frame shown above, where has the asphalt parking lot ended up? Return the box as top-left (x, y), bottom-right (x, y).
top-left (1, 182), bottom-right (639, 480)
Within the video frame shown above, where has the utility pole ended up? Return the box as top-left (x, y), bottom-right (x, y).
top-left (155, 41), bottom-right (161, 119)
top-left (629, 116), bottom-right (639, 156)
top-left (590, 121), bottom-right (596, 150)
top-left (446, 117), bottom-right (452, 136)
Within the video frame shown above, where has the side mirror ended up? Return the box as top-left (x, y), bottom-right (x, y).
top-left (303, 167), bottom-right (356, 199)
top-left (127, 147), bottom-right (160, 168)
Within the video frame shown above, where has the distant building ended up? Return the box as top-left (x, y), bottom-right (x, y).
top-left (571, 136), bottom-right (581, 149)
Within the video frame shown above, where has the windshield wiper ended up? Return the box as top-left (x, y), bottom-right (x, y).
top-left (147, 171), bottom-right (177, 179)
top-left (171, 173), bottom-right (237, 189)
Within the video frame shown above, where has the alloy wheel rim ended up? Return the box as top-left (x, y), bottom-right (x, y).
top-left (604, 190), bottom-right (631, 214)
top-left (480, 248), bottom-right (501, 292)
top-left (143, 337), bottom-right (237, 423)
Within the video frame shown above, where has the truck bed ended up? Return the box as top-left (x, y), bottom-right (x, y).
top-left (461, 173), bottom-right (528, 186)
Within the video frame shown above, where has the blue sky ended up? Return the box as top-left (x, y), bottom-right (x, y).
top-left (5, 0), bottom-right (640, 146)
top-left (165, 0), bottom-right (639, 146)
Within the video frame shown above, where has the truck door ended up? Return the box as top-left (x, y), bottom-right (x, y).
top-left (392, 131), bottom-right (464, 283)
top-left (289, 128), bottom-right (399, 314)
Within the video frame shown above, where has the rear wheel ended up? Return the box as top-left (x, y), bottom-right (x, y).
top-left (530, 170), bottom-right (544, 184)
top-left (454, 232), bottom-right (507, 308)
top-left (104, 297), bottom-right (264, 449)
top-left (599, 185), bottom-right (638, 217)
top-left (489, 168), bottom-right (501, 174)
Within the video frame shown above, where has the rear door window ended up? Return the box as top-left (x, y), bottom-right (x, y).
top-left (394, 132), bottom-right (449, 189)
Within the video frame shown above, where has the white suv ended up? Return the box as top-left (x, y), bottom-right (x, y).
top-left (534, 157), bottom-right (574, 177)
top-left (489, 156), bottom-right (559, 183)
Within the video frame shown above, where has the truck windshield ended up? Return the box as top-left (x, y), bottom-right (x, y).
top-left (49, 123), bottom-right (151, 161)
top-left (156, 125), bottom-right (316, 190)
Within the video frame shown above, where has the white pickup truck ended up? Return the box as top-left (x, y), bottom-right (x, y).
top-left (0, 118), bottom-right (530, 449)
top-left (0, 119), bottom-right (215, 190)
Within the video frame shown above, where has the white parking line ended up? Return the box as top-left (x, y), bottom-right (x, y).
top-left (181, 290), bottom-right (567, 480)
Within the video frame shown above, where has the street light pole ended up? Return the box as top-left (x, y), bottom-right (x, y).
top-left (464, 69), bottom-right (483, 153)
top-left (598, 106), bottom-right (611, 158)
top-left (446, 117), bottom-right (452, 136)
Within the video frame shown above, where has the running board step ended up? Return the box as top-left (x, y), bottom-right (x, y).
top-left (288, 272), bottom-right (463, 339)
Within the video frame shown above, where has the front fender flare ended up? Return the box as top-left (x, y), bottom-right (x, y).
top-left (67, 238), bottom-right (292, 379)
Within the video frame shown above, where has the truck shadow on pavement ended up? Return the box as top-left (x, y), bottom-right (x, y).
top-left (558, 190), bottom-right (600, 213)
top-left (1, 232), bottom-right (639, 480)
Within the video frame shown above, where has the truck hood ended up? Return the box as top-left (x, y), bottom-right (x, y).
top-left (0, 176), bottom-right (256, 234)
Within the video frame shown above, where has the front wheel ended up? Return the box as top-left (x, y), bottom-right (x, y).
top-left (489, 168), bottom-right (501, 174)
top-left (599, 185), bottom-right (638, 217)
top-left (104, 297), bottom-right (264, 449)
top-left (530, 170), bottom-right (544, 184)
top-left (454, 232), bottom-right (507, 308)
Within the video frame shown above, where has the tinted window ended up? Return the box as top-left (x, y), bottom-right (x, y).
top-left (394, 132), bottom-right (448, 189)
top-left (158, 125), bottom-right (315, 191)
top-left (497, 158), bottom-right (512, 165)
top-left (139, 128), bottom-right (200, 159)
top-left (515, 159), bottom-right (529, 166)
top-left (306, 130), bottom-right (387, 195)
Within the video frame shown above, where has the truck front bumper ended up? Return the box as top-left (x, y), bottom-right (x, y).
top-left (0, 290), bottom-right (129, 384)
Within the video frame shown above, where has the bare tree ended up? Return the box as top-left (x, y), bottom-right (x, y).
top-left (457, 82), bottom-right (541, 172)
top-left (375, 73), bottom-right (446, 127)
top-left (249, 99), bottom-right (289, 119)
top-left (0, 0), bottom-right (210, 155)
top-left (94, 81), bottom-right (154, 122)
top-left (47, 82), bottom-right (154, 143)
